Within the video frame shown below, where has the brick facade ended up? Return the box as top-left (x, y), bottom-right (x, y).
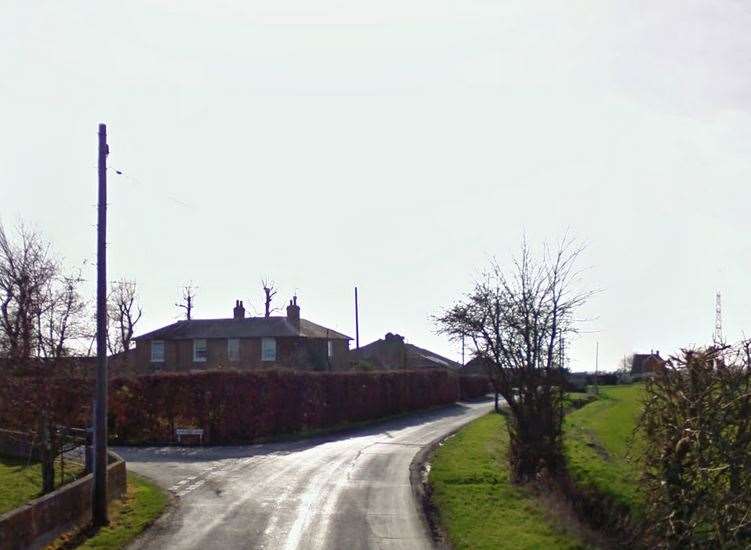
top-left (130, 335), bottom-right (349, 374)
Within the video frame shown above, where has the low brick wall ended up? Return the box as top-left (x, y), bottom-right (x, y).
top-left (0, 442), bottom-right (126, 550)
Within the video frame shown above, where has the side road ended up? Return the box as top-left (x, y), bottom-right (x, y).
top-left (116, 400), bottom-right (493, 550)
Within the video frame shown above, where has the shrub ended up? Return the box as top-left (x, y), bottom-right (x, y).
top-left (639, 347), bottom-right (751, 548)
top-left (458, 375), bottom-right (491, 400)
top-left (108, 368), bottom-right (461, 444)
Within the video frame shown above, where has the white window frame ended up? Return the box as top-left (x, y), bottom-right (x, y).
top-left (151, 340), bottom-right (165, 363)
top-left (193, 338), bottom-right (208, 362)
top-left (327, 340), bottom-right (334, 358)
top-left (227, 338), bottom-right (240, 362)
top-left (261, 337), bottom-right (277, 362)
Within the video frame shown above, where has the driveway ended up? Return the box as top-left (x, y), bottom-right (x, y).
top-left (116, 400), bottom-right (492, 550)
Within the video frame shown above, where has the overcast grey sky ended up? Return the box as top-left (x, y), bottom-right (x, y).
top-left (2, 1), bottom-right (750, 371)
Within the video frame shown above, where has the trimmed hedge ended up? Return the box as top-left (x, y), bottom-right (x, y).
top-left (109, 369), bottom-right (466, 445)
top-left (458, 375), bottom-right (492, 401)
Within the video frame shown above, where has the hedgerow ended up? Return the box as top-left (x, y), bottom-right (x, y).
top-left (108, 368), bottom-right (478, 444)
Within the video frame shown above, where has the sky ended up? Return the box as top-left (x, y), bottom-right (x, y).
top-left (2, 1), bottom-right (750, 371)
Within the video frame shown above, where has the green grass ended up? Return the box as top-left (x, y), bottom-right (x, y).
top-left (50, 473), bottom-right (168, 550)
top-left (564, 384), bottom-right (645, 515)
top-left (430, 413), bottom-right (589, 550)
top-left (0, 455), bottom-right (85, 515)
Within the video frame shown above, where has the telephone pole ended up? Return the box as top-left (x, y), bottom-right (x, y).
top-left (94, 123), bottom-right (109, 525)
top-left (354, 286), bottom-right (360, 350)
top-left (594, 341), bottom-right (599, 395)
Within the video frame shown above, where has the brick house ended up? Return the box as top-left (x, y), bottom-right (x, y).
top-left (350, 333), bottom-right (460, 370)
top-left (630, 350), bottom-right (665, 380)
top-left (130, 297), bottom-right (351, 373)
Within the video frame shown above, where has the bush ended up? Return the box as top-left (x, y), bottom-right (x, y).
top-left (639, 347), bottom-right (751, 548)
top-left (458, 375), bottom-right (491, 400)
top-left (108, 368), bottom-right (461, 444)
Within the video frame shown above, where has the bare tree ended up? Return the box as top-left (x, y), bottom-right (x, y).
top-left (0, 223), bottom-right (56, 363)
top-left (0, 222), bottom-right (91, 493)
top-left (436, 237), bottom-right (591, 483)
top-left (108, 279), bottom-right (142, 355)
top-left (176, 283), bottom-right (196, 320)
top-left (262, 279), bottom-right (278, 318)
top-left (617, 353), bottom-right (634, 375)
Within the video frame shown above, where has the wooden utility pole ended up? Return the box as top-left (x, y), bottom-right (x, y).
top-left (354, 286), bottom-right (360, 350)
top-left (94, 123), bottom-right (109, 525)
top-left (594, 341), bottom-right (599, 396)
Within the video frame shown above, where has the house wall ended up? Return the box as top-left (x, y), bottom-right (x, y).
top-left (129, 336), bottom-right (349, 374)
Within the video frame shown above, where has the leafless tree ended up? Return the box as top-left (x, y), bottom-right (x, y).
top-left (0, 223), bottom-right (56, 362)
top-left (436, 237), bottom-right (592, 483)
top-left (262, 279), bottom-right (278, 318)
top-left (176, 283), bottom-right (196, 320)
top-left (617, 353), bottom-right (634, 375)
top-left (0, 222), bottom-right (91, 493)
top-left (108, 279), bottom-right (142, 355)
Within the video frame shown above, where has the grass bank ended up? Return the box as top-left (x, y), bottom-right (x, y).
top-left (564, 384), bottom-right (644, 516)
top-left (50, 472), bottom-right (168, 550)
top-left (0, 455), bottom-right (84, 515)
top-left (429, 412), bottom-right (589, 549)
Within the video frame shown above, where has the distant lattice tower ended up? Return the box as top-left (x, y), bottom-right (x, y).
top-left (713, 292), bottom-right (724, 345)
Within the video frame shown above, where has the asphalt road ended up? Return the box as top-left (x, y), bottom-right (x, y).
top-left (116, 400), bottom-right (493, 550)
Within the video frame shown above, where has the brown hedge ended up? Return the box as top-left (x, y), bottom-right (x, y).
top-left (458, 375), bottom-right (492, 401)
top-left (108, 368), bottom-right (468, 445)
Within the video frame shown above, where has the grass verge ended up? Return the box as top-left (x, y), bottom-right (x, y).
top-left (429, 412), bottom-right (589, 550)
top-left (49, 472), bottom-right (168, 550)
top-left (564, 384), bottom-right (644, 516)
top-left (0, 455), bottom-right (85, 515)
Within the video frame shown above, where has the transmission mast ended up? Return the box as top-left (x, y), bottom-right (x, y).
top-left (713, 292), bottom-right (724, 345)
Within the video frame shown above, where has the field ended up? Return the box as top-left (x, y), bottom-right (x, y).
top-left (429, 412), bottom-right (588, 549)
top-left (429, 384), bottom-right (646, 548)
top-left (0, 455), bottom-right (84, 515)
top-left (564, 384), bottom-right (645, 515)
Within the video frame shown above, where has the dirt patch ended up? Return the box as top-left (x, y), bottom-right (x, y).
top-left (583, 430), bottom-right (611, 462)
top-left (554, 471), bottom-right (652, 549)
top-left (529, 481), bottom-right (617, 550)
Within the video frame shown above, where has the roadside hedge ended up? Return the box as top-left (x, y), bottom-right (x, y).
top-left (108, 369), bottom-right (479, 445)
top-left (458, 375), bottom-right (492, 401)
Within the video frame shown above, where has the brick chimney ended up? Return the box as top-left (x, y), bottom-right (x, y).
top-left (286, 296), bottom-right (300, 329)
top-left (233, 300), bottom-right (245, 320)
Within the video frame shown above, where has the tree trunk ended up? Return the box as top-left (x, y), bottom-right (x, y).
top-left (39, 415), bottom-right (55, 493)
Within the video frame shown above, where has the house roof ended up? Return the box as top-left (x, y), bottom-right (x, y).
top-left (461, 356), bottom-right (493, 376)
top-left (352, 333), bottom-right (460, 370)
top-left (406, 343), bottom-right (460, 369)
top-left (134, 317), bottom-right (351, 341)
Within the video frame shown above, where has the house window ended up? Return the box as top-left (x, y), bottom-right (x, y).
top-left (327, 340), bottom-right (333, 358)
top-left (261, 337), bottom-right (277, 362)
top-left (228, 338), bottom-right (240, 362)
top-left (193, 339), bottom-right (208, 362)
top-left (151, 340), bottom-right (165, 363)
